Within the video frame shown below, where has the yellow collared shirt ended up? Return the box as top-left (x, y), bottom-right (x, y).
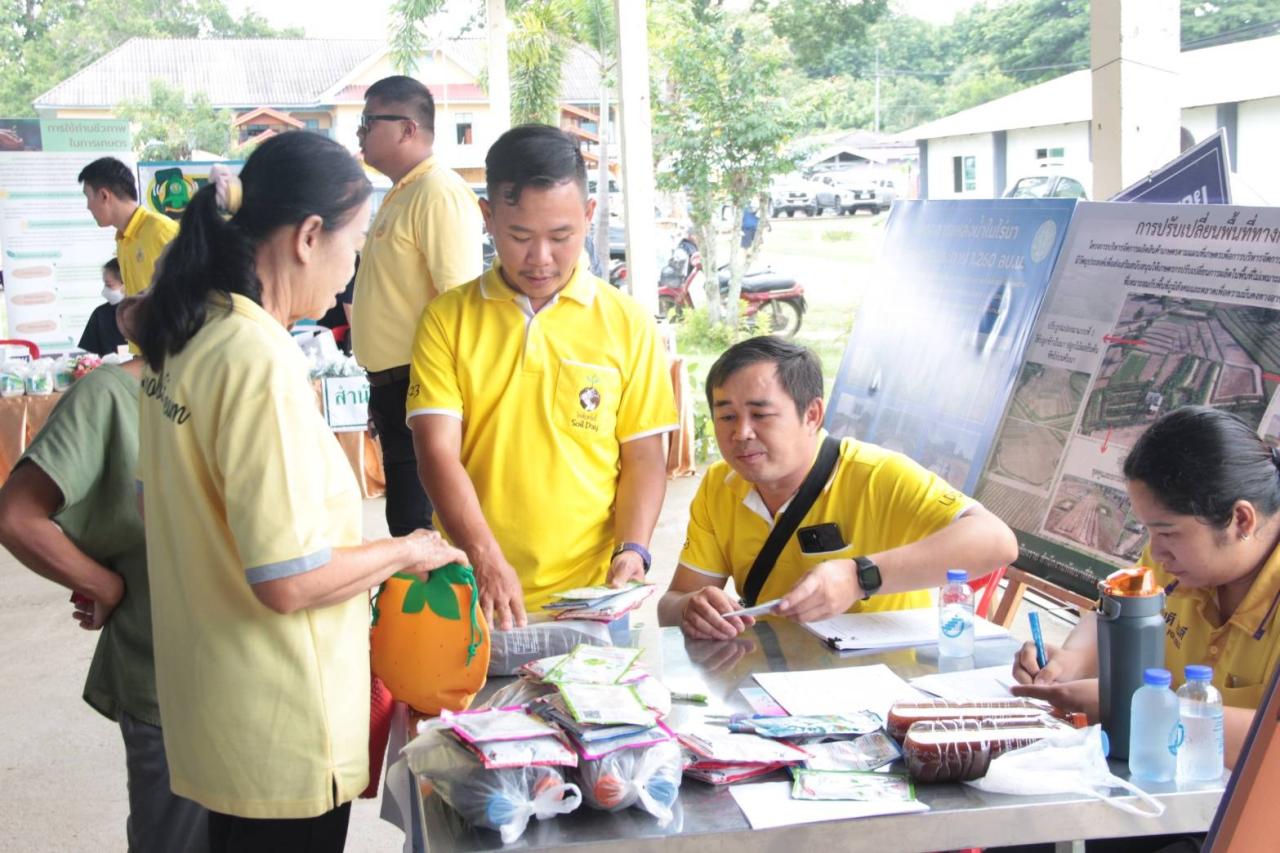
top-left (407, 261), bottom-right (678, 610)
top-left (679, 436), bottom-right (975, 611)
top-left (138, 294), bottom-right (368, 818)
top-left (116, 205), bottom-right (178, 296)
top-left (1151, 544), bottom-right (1280, 709)
top-left (352, 156), bottom-right (483, 372)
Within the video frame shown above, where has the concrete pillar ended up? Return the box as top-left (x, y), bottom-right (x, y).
top-left (486, 0), bottom-right (511, 133)
top-left (614, 0), bottom-right (658, 313)
top-left (1090, 0), bottom-right (1180, 198)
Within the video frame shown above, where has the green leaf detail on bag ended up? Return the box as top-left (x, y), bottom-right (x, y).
top-left (387, 563), bottom-right (486, 664)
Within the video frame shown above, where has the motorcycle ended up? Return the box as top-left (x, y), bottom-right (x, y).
top-left (652, 243), bottom-right (806, 338)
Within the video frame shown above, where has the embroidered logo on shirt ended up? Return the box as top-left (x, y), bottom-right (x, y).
top-left (570, 374), bottom-right (603, 433)
top-left (135, 247), bottom-right (145, 263)
top-left (579, 386), bottom-right (601, 412)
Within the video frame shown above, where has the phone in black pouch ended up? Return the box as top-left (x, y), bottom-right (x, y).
top-left (797, 522), bottom-right (846, 554)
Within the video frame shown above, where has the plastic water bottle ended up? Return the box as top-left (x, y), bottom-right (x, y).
top-left (1176, 665), bottom-right (1225, 782)
top-left (1128, 668), bottom-right (1180, 782)
top-left (938, 569), bottom-right (975, 657)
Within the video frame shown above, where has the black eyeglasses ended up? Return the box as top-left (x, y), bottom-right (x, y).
top-left (359, 113), bottom-right (414, 132)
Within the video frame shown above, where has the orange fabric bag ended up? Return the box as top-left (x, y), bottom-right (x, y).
top-left (370, 562), bottom-right (489, 714)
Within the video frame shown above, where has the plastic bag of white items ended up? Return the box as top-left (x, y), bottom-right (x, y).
top-left (404, 723), bottom-right (582, 843)
top-left (574, 739), bottom-right (682, 826)
top-left (487, 619), bottom-right (613, 676)
top-left (24, 358), bottom-right (54, 395)
top-left (478, 676), bottom-right (558, 710)
top-left (0, 363), bottom-right (26, 397)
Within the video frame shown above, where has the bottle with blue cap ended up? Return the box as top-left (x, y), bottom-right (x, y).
top-left (1176, 664), bottom-right (1224, 781)
top-left (1128, 668), bottom-right (1181, 782)
top-left (938, 569), bottom-right (975, 657)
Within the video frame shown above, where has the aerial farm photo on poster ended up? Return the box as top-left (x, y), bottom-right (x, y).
top-left (1081, 294), bottom-right (1280, 446)
top-left (1044, 474), bottom-right (1146, 563)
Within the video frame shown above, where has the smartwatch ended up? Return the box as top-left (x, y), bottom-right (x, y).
top-left (612, 542), bottom-right (652, 574)
top-left (853, 556), bottom-right (882, 599)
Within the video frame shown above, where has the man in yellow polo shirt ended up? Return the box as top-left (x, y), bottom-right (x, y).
top-left (658, 337), bottom-right (1018, 640)
top-left (79, 157), bottom-right (178, 297)
top-left (408, 125), bottom-right (677, 629)
top-left (353, 75), bottom-right (482, 537)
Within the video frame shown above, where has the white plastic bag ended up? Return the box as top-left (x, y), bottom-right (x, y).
top-left (965, 725), bottom-right (1164, 817)
top-left (575, 739), bottom-right (683, 826)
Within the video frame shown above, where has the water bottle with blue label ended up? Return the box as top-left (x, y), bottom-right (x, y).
top-left (1128, 668), bottom-right (1181, 782)
top-left (1176, 664), bottom-right (1225, 782)
top-left (938, 569), bottom-right (975, 658)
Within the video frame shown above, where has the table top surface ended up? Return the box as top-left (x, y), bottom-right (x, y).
top-left (413, 619), bottom-right (1225, 852)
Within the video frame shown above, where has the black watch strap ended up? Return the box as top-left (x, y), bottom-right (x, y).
top-left (854, 556), bottom-right (882, 599)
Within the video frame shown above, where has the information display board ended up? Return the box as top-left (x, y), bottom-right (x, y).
top-left (1111, 129), bottom-right (1232, 205)
top-left (974, 201), bottom-right (1280, 596)
top-left (138, 160), bottom-right (242, 222)
top-left (0, 152), bottom-right (132, 349)
top-left (825, 198), bottom-right (1077, 495)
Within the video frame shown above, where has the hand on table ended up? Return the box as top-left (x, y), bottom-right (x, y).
top-left (606, 550), bottom-right (646, 587)
top-left (1011, 641), bottom-right (1092, 685)
top-left (680, 586), bottom-right (755, 640)
top-left (1011, 677), bottom-right (1100, 723)
top-left (471, 548), bottom-right (527, 631)
top-left (775, 559), bottom-right (861, 623)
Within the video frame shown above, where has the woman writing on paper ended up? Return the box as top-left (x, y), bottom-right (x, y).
top-left (133, 133), bottom-right (466, 851)
top-left (1012, 406), bottom-right (1280, 766)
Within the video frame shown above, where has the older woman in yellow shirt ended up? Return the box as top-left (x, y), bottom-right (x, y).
top-left (1013, 406), bottom-right (1280, 768)
top-left (134, 132), bottom-right (466, 852)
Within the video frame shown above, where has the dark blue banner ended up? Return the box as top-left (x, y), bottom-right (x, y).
top-left (825, 199), bottom-right (1077, 495)
top-left (1110, 129), bottom-right (1231, 204)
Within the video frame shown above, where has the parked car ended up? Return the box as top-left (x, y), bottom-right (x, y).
top-left (768, 174), bottom-right (834, 217)
top-left (871, 177), bottom-right (899, 212)
top-left (1003, 174), bottom-right (1088, 200)
top-left (822, 174), bottom-right (880, 215)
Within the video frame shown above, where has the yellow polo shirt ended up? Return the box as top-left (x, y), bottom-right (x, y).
top-left (407, 261), bottom-right (678, 610)
top-left (352, 156), bottom-right (483, 372)
top-left (679, 436), bottom-right (975, 611)
top-left (138, 294), bottom-right (368, 818)
top-left (1149, 544), bottom-right (1280, 709)
top-left (116, 205), bottom-right (178, 296)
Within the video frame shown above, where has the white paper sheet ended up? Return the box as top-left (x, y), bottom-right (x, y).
top-left (729, 780), bottom-right (928, 830)
top-left (908, 665), bottom-right (1018, 702)
top-left (804, 607), bottom-right (1010, 651)
top-left (752, 664), bottom-right (927, 721)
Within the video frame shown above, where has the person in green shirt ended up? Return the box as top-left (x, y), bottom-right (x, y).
top-left (0, 359), bottom-right (207, 852)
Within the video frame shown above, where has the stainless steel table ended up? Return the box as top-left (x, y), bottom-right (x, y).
top-left (407, 620), bottom-right (1223, 851)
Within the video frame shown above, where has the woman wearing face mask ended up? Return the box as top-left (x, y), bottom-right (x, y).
top-left (77, 257), bottom-right (128, 356)
top-left (1012, 406), bottom-right (1280, 768)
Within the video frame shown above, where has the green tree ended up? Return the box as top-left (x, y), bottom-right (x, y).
top-left (940, 57), bottom-right (1021, 115)
top-left (116, 79), bottom-right (235, 159)
top-left (653, 0), bottom-right (801, 329)
top-left (0, 0), bottom-right (299, 117)
top-left (766, 0), bottom-right (889, 77)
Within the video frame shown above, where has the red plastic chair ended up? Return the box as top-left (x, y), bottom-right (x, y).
top-left (0, 339), bottom-right (40, 360)
top-left (329, 324), bottom-right (350, 346)
top-left (968, 566), bottom-right (1007, 621)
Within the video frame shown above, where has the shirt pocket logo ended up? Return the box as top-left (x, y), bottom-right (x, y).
top-left (556, 360), bottom-right (620, 439)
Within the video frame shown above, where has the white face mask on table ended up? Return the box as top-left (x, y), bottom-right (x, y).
top-left (101, 287), bottom-right (124, 305)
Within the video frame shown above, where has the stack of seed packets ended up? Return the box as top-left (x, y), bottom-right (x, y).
top-left (440, 706), bottom-right (578, 770)
top-left (525, 644), bottom-right (678, 760)
top-left (543, 583), bottom-right (656, 622)
top-left (678, 724), bottom-right (810, 785)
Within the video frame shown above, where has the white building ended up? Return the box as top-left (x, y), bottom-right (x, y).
top-left (901, 34), bottom-right (1280, 204)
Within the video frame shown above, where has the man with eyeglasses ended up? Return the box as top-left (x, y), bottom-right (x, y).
top-left (352, 75), bottom-right (483, 537)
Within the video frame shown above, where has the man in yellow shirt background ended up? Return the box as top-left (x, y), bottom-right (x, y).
top-left (353, 75), bottom-right (482, 536)
top-left (407, 125), bottom-right (677, 629)
top-left (658, 336), bottom-right (1018, 639)
top-left (79, 157), bottom-right (178, 297)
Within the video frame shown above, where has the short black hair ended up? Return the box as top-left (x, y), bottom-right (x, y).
top-left (78, 157), bottom-right (137, 201)
top-left (365, 75), bottom-right (435, 133)
top-left (705, 336), bottom-right (824, 417)
top-left (1123, 406), bottom-right (1280, 527)
top-left (102, 257), bottom-right (121, 277)
top-left (485, 124), bottom-right (587, 206)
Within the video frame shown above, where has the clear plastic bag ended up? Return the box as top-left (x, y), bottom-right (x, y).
top-left (477, 676), bottom-right (558, 709)
top-left (573, 739), bottom-right (683, 826)
top-left (403, 723), bottom-right (582, 843)
top-left (487, 619), bottom-right (613, 676)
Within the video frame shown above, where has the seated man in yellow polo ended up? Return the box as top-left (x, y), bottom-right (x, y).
top-left (658, 337), bottom-right (1018, 639)
top-left (408, 125), bottom-right (677, 630)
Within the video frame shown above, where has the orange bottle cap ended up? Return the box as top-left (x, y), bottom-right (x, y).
top-left (1100, 566), bottom-right (1159, 597)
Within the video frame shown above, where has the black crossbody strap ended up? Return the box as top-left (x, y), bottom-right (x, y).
top-left (741, 435), bottom-right (842, 607)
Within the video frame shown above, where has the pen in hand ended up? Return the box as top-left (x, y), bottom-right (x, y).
top-left (1029, 611), bottom-right (1048, 669)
